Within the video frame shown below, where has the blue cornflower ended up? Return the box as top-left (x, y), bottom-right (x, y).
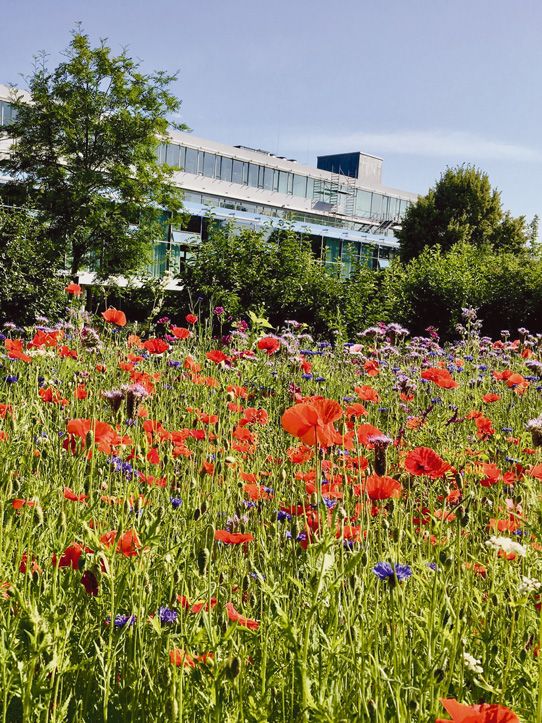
top-left (5, 375), bottom-right (18, 383)
top-left (109, 614), bottom-right (136, 628)
top-left (170, 497), bottom-right (183, 509)
top-left (277, 510), bottom-right (291, 522)
top-left (372, 562), bottom-right (412, 582)
top-left (158, 606), bottom-right (178, 624)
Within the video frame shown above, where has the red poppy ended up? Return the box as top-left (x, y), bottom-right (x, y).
top-left (281, 398), bottom-right (342, 448)
top-left (177, 595), bottom-right (218, 613)
top-left (479, 463), bottom-right (501, 487)
top-left (363, 359), bottom-right (380, 376)
top-left (475, 415), bottom-right (495, 440)
top-left (170, 326), bottom-right (191, 339)
top-left (345, 403), bottom-right (367, 418)
top-left (364, 475), bottom-right (403, 500)
top-left (206, 349), bottom-right (229, 364)
top-left (421, 367), bottom-right (458, 389)
top-left (63, 487), bottom-right (88, 503)
top-left (143, 338), bottom-right (170, 354)
top-left (65, 282), bottom-right (82, 296)
top-left (240, 407), bottom-right (269, 426)
top-left (169, 648), bottom-right (213, 668)
top-left (12, 499), bottom-right (36, 510)
top-left (30, 329), bottom-right (62, 348)
top-left (0, 404), bottom-right (13, 418)
top-left (355, 423), bottom-right (385, 448)
top-left (66, 419), bottom-right (120, 455)
top-left (100, 529), bottom-right (143, 557)
top-left (354, 385), bottom-right (380, 403)
top-left (52, 543), bottom-right (92, 570)
top-left (5, 339), bottom-right (32, 363)
top-left (436, 698), bottom-right (518, 722)
top-left (214, 530), bottom-right (254, 545)
top-left (482, 393), bottom-right (501, 403)
top-left (101, 307), bottom-right (127, 327)
top-left (244, 484), bottom-right (273, 500)
top-left (225, 602), bottom-right (260, 630)
top-left (58, 345), bottom-right (78, 359)
top-left (185, 313), bottom-right (198, 325)
top-left (257, 337), bottom-right (281, 355)
top-left (404, 447), bottom-right (449, 478)
top-left (39, 387), bottom-right (68, 406)
top-left (19, 553), bottom-right (42, 575)
top-left (75, 384), bottom-right (88, 400)
top-left (528, 463), bottom-right (542, 480)
top-left (117, 530), bottom-right (143, 557)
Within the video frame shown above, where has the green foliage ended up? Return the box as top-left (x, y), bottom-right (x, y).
top-left (398, 165), bottom-right (530, 262)
top-left (0, 29), bottom-right (185, 277)
top-left (179, 222), bottom-right (347, 335)
top-left (385, 242), bottom-right (542, 338)
top-left (0, 205), bottom-right (65, 324)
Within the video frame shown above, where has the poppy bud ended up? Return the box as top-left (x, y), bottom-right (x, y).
top-left (225, 657), bottom-right (240, 680)
top-left (197, 548), bottom-right (209, 575)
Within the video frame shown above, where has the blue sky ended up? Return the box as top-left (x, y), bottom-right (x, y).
top-left (1, 0), bottom-right (541, 219)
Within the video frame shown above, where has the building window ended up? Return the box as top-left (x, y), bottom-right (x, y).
top-left (293, 174), bottom-right (307, 198)
top-left (232, 159), bottom-right (246, 184)
top-left (278, 171), bottom-right (289, 194)
top-left (263, 166), bottom-right (274, 190)
top-left (220, 156), bottom-right (233, 182)
top-left (248, 163), bottom-right (259, 188)
top-left (166, 144), bottom-right (181, 168)
top-left (203, 152), bottom-right (216, 177)
top-left (371, 193), bottom-right (382, 217)
top-left (184, 147), bottom-right (199, 174)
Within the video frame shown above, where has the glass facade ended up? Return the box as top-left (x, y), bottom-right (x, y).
top-left (0, 100), bottom-right (16, 126)
top-left (0, 94), bottom-right (410, 282)
top-left (157, 141), bottom-right (412, 223)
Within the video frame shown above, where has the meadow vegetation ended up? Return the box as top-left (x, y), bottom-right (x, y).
top-left (0, 300), bottom-right (539, 722)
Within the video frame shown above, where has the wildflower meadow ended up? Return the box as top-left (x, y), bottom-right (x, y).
top-left (0, 293), bottom-right (540, 722)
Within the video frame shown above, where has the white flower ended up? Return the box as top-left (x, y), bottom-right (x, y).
top-left (518, 576), bottom-right (542, 595)
top-left (485, 536), bottom-right (526, 557)
top-left (463, 652), bottom-right (483, 675)
top-left (27, 348), bottom-right (55, 358)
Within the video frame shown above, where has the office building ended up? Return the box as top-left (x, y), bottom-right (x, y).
top-left (0, 84), bottom-right (418, 283)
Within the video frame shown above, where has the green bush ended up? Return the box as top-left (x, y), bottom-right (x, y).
top-left (384, 242), bottom-right (542, 338)
top-left (0, 206), bottom-right (66, 325)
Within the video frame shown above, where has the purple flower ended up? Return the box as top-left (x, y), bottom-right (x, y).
top-left (372, 562), bottom-right (412, 582)
top-left (158, 606), bottom-right (178, 624)
top-left (106, 614), bottom-right (136, 628)
top-left (170, 497), bottom-right (183, 509)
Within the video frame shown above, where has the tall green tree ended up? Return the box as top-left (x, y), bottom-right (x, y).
top-left (0, 30), bottom-right (186, 277)
top-left (397, 165), bottom-right (530, 262)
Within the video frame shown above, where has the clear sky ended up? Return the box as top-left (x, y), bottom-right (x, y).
top-left (1, 0), bottom-right (541, 219)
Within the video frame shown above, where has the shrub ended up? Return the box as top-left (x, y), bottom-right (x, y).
top-left (0, 205), bottom-right (66, 325)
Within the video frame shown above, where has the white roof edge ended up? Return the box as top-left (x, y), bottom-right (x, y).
top-left (0, 83), bottom-right (417, 200)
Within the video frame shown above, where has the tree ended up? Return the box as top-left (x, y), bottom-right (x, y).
top-left (397, 165), bottom-right (530, 263)
top-left (0, 205), bottom-right (66, 324)
top-left (179, 221), bottom-right (345, 335)
top-left (0, 30), bottom-right (186, 278)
